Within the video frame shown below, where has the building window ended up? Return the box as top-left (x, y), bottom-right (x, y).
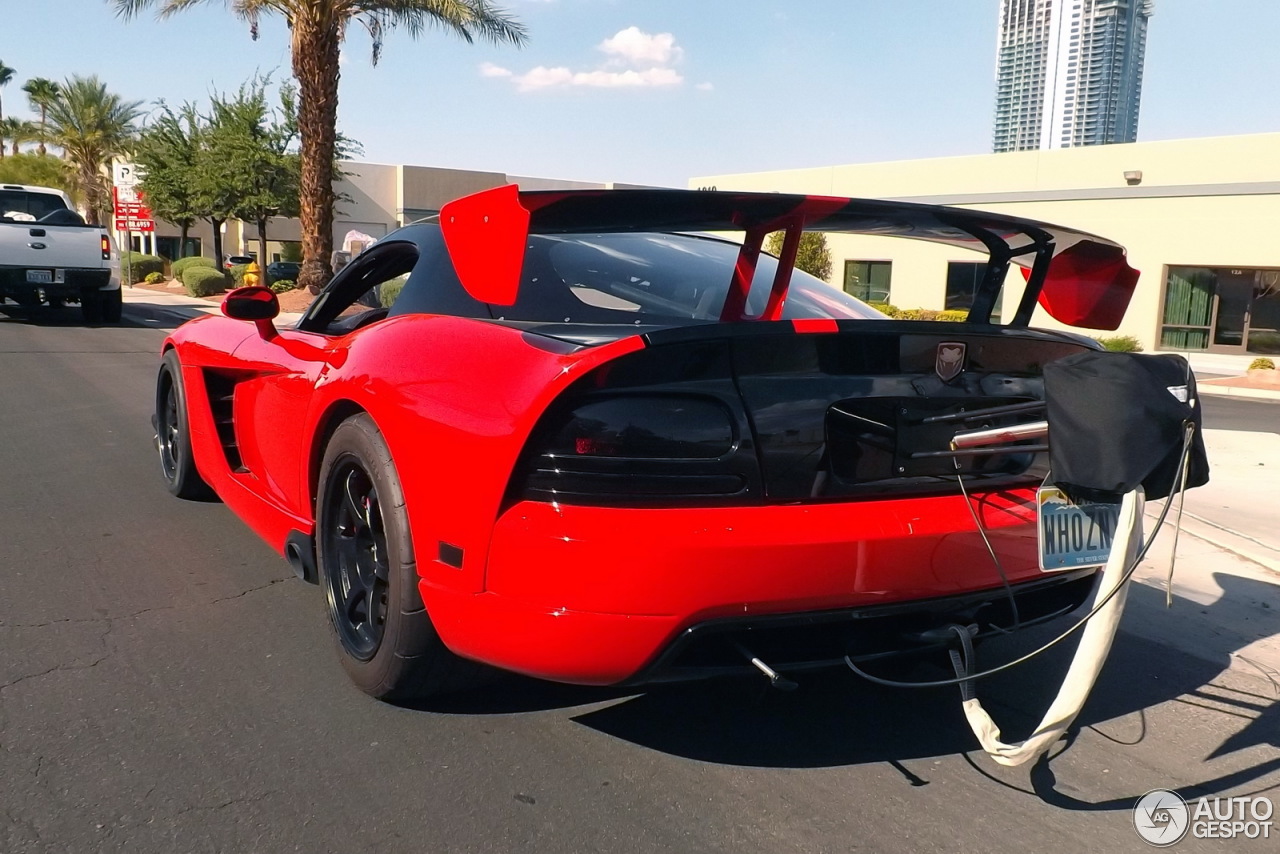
top-left (945, 262), bottom-right (989, 314)
top-left (155, 236), bottom-right (202, 261)
top-left (1161, 266), bottom-right (1280, 353)
top-left (843, 260), bottom-right (891, 304)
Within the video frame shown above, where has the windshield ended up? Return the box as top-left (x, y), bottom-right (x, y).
top-left (0, 189), bottom-right (70, 222)
top-left (496, 232), bottom-right (884, 324)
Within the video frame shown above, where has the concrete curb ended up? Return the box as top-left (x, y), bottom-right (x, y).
top-left (1197, 383), bottom-right (1280, 401)
top-left (1146, 507), bottom-right (1280, 577)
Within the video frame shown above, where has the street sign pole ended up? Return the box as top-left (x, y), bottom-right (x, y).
top-left (125, 229), bottom-right (133, 287)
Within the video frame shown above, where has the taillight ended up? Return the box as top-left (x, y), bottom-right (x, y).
top-left (513, 394), bottom-right (756, 505)
top-left (101, 235), bottom-right (111, 260)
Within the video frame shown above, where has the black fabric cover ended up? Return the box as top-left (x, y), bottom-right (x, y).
top-left (1044, 351), bottom-right (1209, 501)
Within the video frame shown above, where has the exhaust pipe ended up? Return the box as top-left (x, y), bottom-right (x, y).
top-left (951, 420), bottom-right (1048, 451)
top-left (734, 643), bottom-right (798, 691)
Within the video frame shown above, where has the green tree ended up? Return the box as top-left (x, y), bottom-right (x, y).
top-left (45, 75), bottom-right (143, 225)
top-left (135, 102), bottom-right (203, 257)
top-left (0, 60), bottom-right (14, 121)
top-left (208, 78), bottom-right (301, 269)
top-left (22, 77), bottom-right (60, 155)
top-left (765, 230), bottom-right (833, 281)
top-left (0, 116), bottom-right (37, 157)
top-left (0, 152), bottom-right (76, 199)
top-left (115, 0), bottom-right (527, 293)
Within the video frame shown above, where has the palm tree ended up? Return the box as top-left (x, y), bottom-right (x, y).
top-left (0, 60), bottom-right (15, 121)
top-left (114, 1), bottom-right (527, 292)
top-left (45, 75), bottom-right (143, 225)
top-left (22, 77), bottom-right (60, 155)
top-left (0, 117), bottom-right (38, 157)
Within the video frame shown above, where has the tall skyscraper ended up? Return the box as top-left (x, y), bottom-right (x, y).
top-left (993, 0), bottom-right (1154, 153)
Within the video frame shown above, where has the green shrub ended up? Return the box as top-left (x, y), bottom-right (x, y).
top-left (268, 278), bottom-right (295, 294)
top-left (379, 275), bottom-right (408, 308)
top-left (867, 302), bottom-right (898, 317)
top-left (144, 271), bottom-right (166, 284)
top-left (1095, 335), bottom-right (1144, 352)
top-left (229, 264), bottom-right (249, 288)
top-left (171, 256), bottom-right (215, 281)
top-left (1249, 357), bottom-right (1276, 371)
top-left (183, 267), bottom-right (229, 298)
top-left (938, 309), bottom-right (969, 322)
top-left (119, 252), bottom-right (165, 284)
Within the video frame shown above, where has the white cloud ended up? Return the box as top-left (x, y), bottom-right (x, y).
top-left (483, 26), bottom-right (695, 93)
top-left (509, 65), bottom-right (682, 92)
top-left (597, 26), bottom-right (683, 67)
top-left (696, 82), bottom-right (714, 91)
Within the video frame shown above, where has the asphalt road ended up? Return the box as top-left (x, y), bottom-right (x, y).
top-left (2, 304), bottom-right (1278, 854)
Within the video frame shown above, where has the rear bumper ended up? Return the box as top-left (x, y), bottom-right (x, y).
top-left (0, 267), bottom-right (114, 296)
top-left (424, 489), bottom-right (1078, 684)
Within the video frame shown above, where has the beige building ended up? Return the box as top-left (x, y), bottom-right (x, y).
top-left (691, 133), bottom-right (1280, 356)
top-left (123, 162), bottom-right (620, 269)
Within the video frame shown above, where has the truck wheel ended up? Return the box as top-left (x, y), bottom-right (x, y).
top-left (80, 287), bottom-right (103, 324)
top-left (101, 289), bottom-right (123, 323)
top-left (317, 414), bottom-right (486, 701)
top-left (155, 350), bottom-right (215, 500)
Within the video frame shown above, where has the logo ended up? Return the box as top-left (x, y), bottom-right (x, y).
top-left (935, 342), bottom-right (966, 382)
top-left (1134, 789), bottom-right (1190, 846)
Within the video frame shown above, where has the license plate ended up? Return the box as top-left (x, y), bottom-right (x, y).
top-left (26, 269), bottom-right (52, 284)
top-left (1037, 486), bottom-right (1121, 571)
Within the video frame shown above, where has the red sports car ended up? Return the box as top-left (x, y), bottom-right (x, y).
top-left (154, 187), bottom-right (1139, 699)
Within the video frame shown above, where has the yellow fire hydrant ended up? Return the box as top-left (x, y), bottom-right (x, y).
top-left (243, 261), bottom-right (262, 289)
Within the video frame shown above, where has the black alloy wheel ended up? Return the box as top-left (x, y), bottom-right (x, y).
top-left (322, 460), bottom-right (390, 661)
top-left (316, 414), bottom-right (489, 700)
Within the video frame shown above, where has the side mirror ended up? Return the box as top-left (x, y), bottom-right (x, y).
top-left (222, 286), bottom-right (280, 339)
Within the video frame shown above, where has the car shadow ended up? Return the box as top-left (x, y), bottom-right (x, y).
top-left (414, 573), bottom-right (1279, 806)
top-left (0, 302), bottom-right (160, 329)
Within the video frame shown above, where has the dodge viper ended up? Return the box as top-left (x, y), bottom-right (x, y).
top-left (154, 186), bottom-right (1140, 699)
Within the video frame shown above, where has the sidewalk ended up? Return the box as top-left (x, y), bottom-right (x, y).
top-left (121, 284), bottom-right (304, 327)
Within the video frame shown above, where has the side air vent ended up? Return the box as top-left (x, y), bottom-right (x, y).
top-left (202, 370), bottom-right (245, 472)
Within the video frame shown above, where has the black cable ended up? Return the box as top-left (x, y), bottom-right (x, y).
top-left (954, 456), bottom-right (1022, 633)
top-left (846, 420), bottom-right (1196, 689)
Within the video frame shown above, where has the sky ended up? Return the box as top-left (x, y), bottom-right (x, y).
top-left (2, 0), bottom-right (1278, 187)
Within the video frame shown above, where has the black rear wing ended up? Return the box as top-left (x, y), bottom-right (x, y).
top-left (439, 186), bottom-right (1139, 331)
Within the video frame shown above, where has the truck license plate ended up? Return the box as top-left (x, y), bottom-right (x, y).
top-left (1037, 486), bottom-right (1121, 571)
top-left (26, 270), bottom-right (53, 284)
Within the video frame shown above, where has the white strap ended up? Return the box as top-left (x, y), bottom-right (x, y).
top-left (961, 489), bottom-right (1144, 767)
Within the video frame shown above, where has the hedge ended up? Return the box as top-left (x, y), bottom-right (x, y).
top-left (183, 267), bottom-right (229, 298)
top-left (268, 279), bottom-right (295, 294)
top-left (379, 275), bottom-right (408, 307)
top-left (119, 252), bottom-right (165, 284)
top-left (172, 256), bottom-right (215, 281)
top-left (1095, 335), bottom-right (1144, 352)
top-left (144, 271), bottom-right (166, 284)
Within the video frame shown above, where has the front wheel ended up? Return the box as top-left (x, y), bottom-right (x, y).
top-left (316, 414), bottom-right (483, 700)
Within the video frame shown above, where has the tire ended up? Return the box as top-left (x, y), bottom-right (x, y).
top-left (80, 287), bottom-right (102, 324)
top-left (101, 288), bottom-right (122, 323)
top-left (317, 414), bottom-right (482, 700)
top-left (155, 350), bottom-right (215, 500)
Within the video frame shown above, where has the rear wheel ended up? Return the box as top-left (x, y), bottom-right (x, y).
top-left (101, 288), bottom-right (122, 323)
top-left (317, 414), bottom-right (483, 700)
top-left (155, 350), bottom-right (214, 500)
top-left (80, 287), bottom-right (102, 323)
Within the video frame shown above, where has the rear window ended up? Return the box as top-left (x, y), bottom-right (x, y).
top-left (500, 232), bottom-right (883, 324)
top-left (0, 189), bottom-right (69, 222)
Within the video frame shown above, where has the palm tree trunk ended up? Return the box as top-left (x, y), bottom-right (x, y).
top-left (292, 15), bottom-right (341, 294)
top-left (38, 106), bottom-right (47, 156)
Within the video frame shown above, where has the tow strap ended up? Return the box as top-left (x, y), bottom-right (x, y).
top-left (952, 488), bottom-right (1144, 766)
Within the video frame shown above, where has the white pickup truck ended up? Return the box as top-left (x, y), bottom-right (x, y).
top-left (0, 184), bottom-right (123, 323)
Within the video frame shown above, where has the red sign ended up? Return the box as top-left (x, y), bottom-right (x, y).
top-left (113, 186), bottom-right (155, 232)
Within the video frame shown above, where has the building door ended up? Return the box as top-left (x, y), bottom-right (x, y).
top-left (1209, 271), bottom-right (1254, 353)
